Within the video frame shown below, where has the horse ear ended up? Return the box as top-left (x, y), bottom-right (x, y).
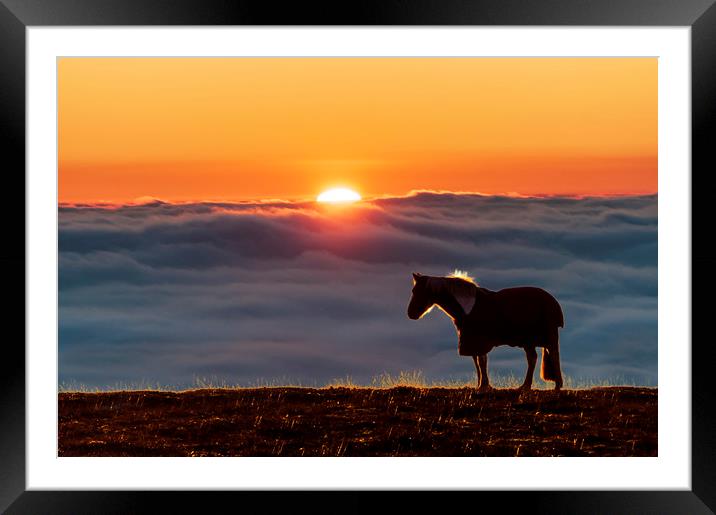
top-left (412, 272), bottom-right (422, 281)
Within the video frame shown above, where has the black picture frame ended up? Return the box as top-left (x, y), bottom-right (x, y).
top-left (2, 1), bottom-right (715, 513)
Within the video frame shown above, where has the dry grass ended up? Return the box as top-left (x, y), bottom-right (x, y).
top-left (58, 384), bottom-right (657, 457)
top-left (58, 370), bottom-right (644, 393)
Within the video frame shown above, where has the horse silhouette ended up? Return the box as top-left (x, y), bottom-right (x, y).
top-left (407, 272), bottom-right (564, 392)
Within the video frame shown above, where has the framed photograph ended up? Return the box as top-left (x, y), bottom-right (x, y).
top-left (3, 0), bottom-right (715, 513)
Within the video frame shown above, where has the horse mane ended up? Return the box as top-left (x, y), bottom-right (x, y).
top-left (426, 272), bottom-right (480, 315)
top-left (447, 269), bottom-right (479, 286)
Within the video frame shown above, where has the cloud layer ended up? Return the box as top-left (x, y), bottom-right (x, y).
top-left (59, 193), bottom-right (657, 388)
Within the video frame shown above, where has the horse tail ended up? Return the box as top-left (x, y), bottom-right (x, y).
top-left (540, 347), bottom-right (559, 381)
top-left (540, 326), bottom-right (563, 389)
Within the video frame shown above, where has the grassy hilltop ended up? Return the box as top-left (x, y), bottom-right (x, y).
top-left (59, 384), bottom-right (656, 457)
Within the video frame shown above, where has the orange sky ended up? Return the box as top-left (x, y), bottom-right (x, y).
top-left (58, 58), bottom-right (657, 202)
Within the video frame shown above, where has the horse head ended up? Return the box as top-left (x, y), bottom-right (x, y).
top-left (407, 272), bottom-right (435, 320)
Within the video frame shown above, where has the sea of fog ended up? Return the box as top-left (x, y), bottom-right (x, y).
top-left (58, 192), bottom-right (657, 389)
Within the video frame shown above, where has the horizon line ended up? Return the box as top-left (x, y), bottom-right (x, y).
top-left (59, 189), bottom-right (659, 208)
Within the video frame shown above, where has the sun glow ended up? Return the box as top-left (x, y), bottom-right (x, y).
top-left (317, 187), bottom-right (362, 204)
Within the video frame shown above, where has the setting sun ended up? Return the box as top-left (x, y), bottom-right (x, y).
top-left (317, 187), bottom-right (362, 204)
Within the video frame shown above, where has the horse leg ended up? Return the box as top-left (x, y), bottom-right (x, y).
top-left (472, 355), bottom-right (481, 388)
top-left (519, 346), bottom-right (537, 391)
top-left (477, 354), bottom-right (492, 393)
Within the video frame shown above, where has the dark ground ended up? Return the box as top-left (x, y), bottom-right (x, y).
top-left (58, 386), bottom-right (657, 457)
